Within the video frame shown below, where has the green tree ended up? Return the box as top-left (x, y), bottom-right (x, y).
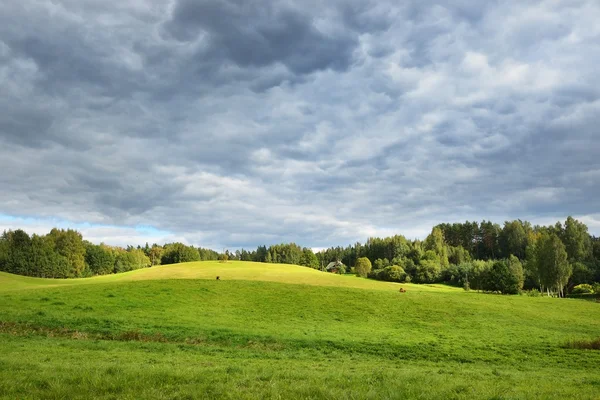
top-left (148, 245), bottom-right (163, 266)
top-left (48, 229), bottom-right (86, 277)
top-left (448, 245), bottom-right (471, 265)
top-left (536, 233), bottom-right (571, 297)
top-left (4, 230), bottom-right (32, 276)
top-left (380, 265), bottom-right (406, 282)
top-left (469, 260), bottom-right (493, 291)
top-left (561, 216), bottom-right (592, 262)
top-left (299, 248), bottom-right (319, 269)
top-left (115, 248), bottom-right (150, 273)
top-left (220, 252), bottom-right (229, 263)
top-left (415, 259), bottom-right (442, 283)
top-left (424, 227), bottom-right (449, 268)
top-left (84, 242), bottom-right (116, 275)
top-left (569, 262), bottom-right (593, 288)
top-left (482, 257), bottom-right (523, 294)
top-left (161, 243), bottom-right (201, 265)
top-left (31, 234), bottom-right (70, 278)
top-left (0, 231), bottom-right (10, 272)
top-left (500, 221), bottom-right (527, 259)
top-left (354, 257), bottom-right (372, 278)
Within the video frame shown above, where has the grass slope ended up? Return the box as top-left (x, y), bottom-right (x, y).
top-left (0, 260), bottom-right (454, 292)
top-left (1, 262), bottom-right (599, 399)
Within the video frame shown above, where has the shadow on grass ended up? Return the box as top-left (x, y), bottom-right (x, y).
top-left (566, 338), bottom-right (600, 350)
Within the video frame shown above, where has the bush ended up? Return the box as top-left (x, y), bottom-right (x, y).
top-left (370, 265), bottom-right (407, 282)
top-left (525, 288), bottom-right (541, 297)
top-left (572, 284), bottom-right (594, 295)
top-left (382, 265), bottom-right (406, 282)
top-left (368, 269), bottom-right (383, 279)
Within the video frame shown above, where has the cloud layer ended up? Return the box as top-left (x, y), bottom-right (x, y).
top-left (1, 0), bottom-right (599, 249)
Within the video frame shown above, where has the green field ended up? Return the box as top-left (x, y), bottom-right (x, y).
top-left (1, 261), bottom-right (599, 399)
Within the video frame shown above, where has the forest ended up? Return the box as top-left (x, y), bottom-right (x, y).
top-left (1, 217), bottom-right (599, 296)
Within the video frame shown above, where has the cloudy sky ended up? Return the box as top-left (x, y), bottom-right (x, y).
top-left (1, 0), bottom-right (599, 249)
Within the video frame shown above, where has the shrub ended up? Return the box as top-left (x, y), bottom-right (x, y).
top-left (368, 266), bottom-right (407, 283)
top-left (572, 284), bottom-right (594, 295)
top-left (367, 269), bottom-right (382, 279)
top-left (525, 288), bottom-right (541, 297)
top-left (371, 265), bottom-right (406, 282)
top-left (382, 265), bottom-right (406, 282)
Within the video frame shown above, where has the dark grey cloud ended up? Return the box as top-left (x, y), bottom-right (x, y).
top-left (163, 0), bottom-right (358, 75)
top-left (0, 0), bottom-right (599, 250)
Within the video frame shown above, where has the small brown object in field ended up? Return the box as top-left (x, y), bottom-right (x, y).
top-left (399, 288), bottom-right (406, 293)
top-left (216, 276), bottom-right (220, 280)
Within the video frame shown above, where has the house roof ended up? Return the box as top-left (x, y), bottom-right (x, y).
top-left (326, 261), bottom-right (345, 270)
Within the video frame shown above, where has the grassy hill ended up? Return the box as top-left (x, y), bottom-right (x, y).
top-left (1, 261), bottom-right (599, 399)
top-left (0, 260), bottom-right (454, 292)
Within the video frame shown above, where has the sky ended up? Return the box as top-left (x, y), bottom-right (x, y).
top-left (0, 0), bottom-right (599, 250)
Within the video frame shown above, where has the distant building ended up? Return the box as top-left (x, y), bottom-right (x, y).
top-left (325, 260), bottom-right (345, 274)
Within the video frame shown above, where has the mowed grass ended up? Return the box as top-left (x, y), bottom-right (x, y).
top-left (0, 262), bottom-right (599, 399)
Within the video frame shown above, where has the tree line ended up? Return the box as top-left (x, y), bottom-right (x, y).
top-left (223, 217), bottom-right (599, 296)
top-left (0, 229), bottom-right (220, 278)
top-left (302, 217), bottom-right (598, 296)
top-left (1, 217), bottom-right (599, 296)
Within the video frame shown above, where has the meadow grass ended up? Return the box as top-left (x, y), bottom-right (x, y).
top-left (0, 260), bottom-right (455, 292)
top-left (1, 261), bottom-right (599, 399)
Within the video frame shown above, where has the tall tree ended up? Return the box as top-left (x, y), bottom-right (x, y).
top-left (48, 229), bottom-right (86, 277)
top-left (0, 231), bottom-right (9, 272)
top-left (5, 230), bottom-right (32, 276)
top-left (84, 242), bottom-right (116, 275)
top-left (478, 221), bottom-right (501, 260)
top-left (560, 216), bottom-right (592, 262)
top-left (299, 248), bottom-right (319, 269)
top-left (424, 227), bottom-right (449, 268)
top-left (500, 221), bottom-right (527, 259)
top-left (536, 233), bottom-right (571, 297)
